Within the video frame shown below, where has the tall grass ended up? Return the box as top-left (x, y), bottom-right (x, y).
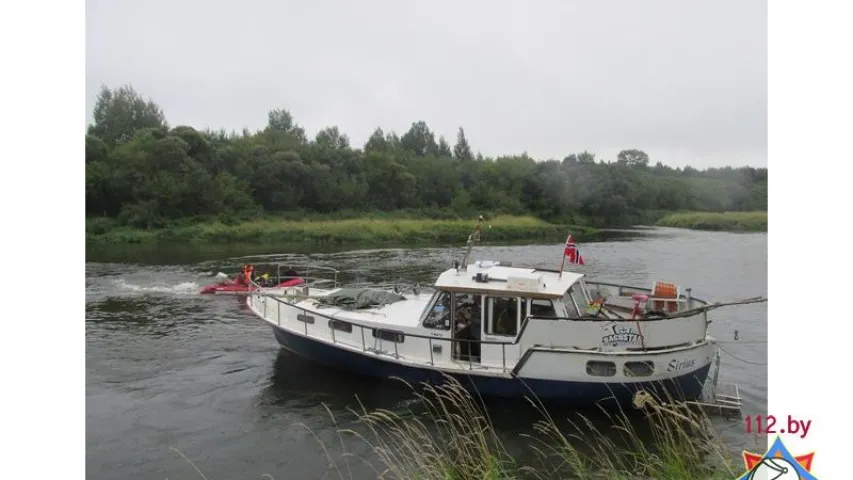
top-left (306, 377), bottom-right (744, 480)
top-left (86, 215), bottom-right (596, 245)
top-left (655, 211), bottom-right (767, 232)
top-left (168, 376), bottom-right (752, 479)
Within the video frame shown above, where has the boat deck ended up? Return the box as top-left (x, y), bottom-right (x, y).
top-left (294, 292), bottom-right (436, 329)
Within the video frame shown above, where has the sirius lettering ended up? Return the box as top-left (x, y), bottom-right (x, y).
top-left (666, 358), bottom-right (696, 372)
top-left (601, 325), bottom-right (643, 346)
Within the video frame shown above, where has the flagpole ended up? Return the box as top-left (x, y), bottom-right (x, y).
top-left (558, 232), bottom-right (570, 279)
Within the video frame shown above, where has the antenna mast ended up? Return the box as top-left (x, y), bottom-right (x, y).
top-left (459, 215), bottom-right (484, 271)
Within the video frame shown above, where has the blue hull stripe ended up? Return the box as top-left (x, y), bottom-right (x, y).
top-left (271, 326), bottom-right (711, 405)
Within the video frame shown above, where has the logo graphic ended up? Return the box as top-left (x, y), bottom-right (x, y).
top-left (736, 436), bottom-right (817, 479)
top-left (599, 323), bottom-right (643, 347)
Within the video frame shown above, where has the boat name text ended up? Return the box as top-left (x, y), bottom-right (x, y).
top-left (666, 358), bottom-right (696, 372)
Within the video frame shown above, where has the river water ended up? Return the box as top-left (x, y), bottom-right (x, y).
top-left (85, 227), bottom-right (767, 480)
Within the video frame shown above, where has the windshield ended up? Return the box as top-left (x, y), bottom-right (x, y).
top-left (562, 285), bottom-right (588, 318)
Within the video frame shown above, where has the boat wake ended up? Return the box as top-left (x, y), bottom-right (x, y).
top-left (111, 278), bottom-right (201, 296)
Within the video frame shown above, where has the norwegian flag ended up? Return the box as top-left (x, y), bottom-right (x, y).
top-left (563, 234), bottom-right (585, 265)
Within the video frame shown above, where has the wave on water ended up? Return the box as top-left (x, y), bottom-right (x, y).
top-left (111, 278), bottom-right (201, 296)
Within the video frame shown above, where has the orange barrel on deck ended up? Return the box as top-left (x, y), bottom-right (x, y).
top-left (652, 282), bottom-right (679, 312)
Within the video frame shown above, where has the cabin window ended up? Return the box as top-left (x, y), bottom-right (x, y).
top-left (563, 286), bottom-right (588, 318)
top-left (372, 329), bottom-right (405, 343)
top-left (328, 319), bottom-right (352, 333)
top-left (529, 299), bottom-right (557, 317)
top-left (624, 361), bottom-right (654, 377)
top-left (570, 286), bottom-right (588, 313)
top-left (563, 292), bottom-right (580, 318)
top-left (578, 281), bottom-right (593, 301)
top-left (586, 361), bottom-right (616, 377)
top-left (422, 291), bottom-right (452, 330)
top-left (486, 297), bottom-right (519, 336)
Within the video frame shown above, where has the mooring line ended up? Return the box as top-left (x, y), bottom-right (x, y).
top-left (718, 344), bottom-right (767, 365)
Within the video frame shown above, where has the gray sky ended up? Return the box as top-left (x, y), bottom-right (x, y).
top-left (86, 0), bottom-right (767, 169)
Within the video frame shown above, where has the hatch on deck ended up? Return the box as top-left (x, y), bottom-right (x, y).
top-left (506, 273), bottom-right (545, 292)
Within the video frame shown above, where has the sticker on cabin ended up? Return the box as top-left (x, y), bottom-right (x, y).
top-left (599, 324), bottom-right (643, 347)
top-left (736, 435), bottom-right (818, 479)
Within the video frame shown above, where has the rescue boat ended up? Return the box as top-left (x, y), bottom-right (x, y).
top-left (200, 265), bottom-right (307, 295)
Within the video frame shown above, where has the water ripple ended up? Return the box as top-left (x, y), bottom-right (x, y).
top-left (86, 228), bottom-right (767, 480)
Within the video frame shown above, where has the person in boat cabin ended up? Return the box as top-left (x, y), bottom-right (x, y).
top-left (453, 294), bottom-right (482, 359)
top-left (258, 272), bottom-right (271, 287)
top-left (469, 297), bottom-right (482, 357)
top-left (454, 300), bottom-right (473, 358)
top-left (493, 298), bottom-right (518, 335)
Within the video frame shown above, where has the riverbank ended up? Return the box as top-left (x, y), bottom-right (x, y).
top-left (86, 215), bottom-right (597, 246)
top-left (334, 379), bottom-right (750, 479)
top-left (655, 211), bottom-right (767, 232)
top-left (173, 377), bottom-right (754, 479)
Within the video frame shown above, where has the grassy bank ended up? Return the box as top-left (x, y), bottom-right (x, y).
top-left (655, 211), bottom-right (767, 232)
top-left (324, 378), bottom-right (747, 480)
top-left (172, 376), bottom-right (755, 479)
top-left (86, 215), bottom-right (596, 246)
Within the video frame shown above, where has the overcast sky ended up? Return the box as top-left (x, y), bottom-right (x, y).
top-left (86, 0), bottom-right (767, 169)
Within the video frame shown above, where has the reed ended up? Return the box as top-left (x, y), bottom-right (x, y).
top-left (168, 375), bottom-right (755, 479)
top-left (86, 215), bottom-right (596, 245)
top-left (306, 376), bottom-right (746, 480)
top-left (655, 211), bottom-right (767, 232)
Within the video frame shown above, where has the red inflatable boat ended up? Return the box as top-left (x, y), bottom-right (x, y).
top-left (199, 276), bottom-right (305, 295)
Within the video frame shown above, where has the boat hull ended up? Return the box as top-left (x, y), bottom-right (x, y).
top-left (269, 324), bottom-right (711, 406)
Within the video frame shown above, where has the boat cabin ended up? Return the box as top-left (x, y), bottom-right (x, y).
top-left (420, 261), bottom-right (592, 366)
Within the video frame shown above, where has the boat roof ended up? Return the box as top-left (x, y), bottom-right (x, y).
top-left (433, 260), bottom-right (583, 299)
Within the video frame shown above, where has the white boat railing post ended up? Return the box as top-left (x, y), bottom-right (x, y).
top-left (360, 327), bottom-right (366, 351)
top-left (303, 308), bottom-right (308, 335)
top-left (711, 349), bottom-right (722, 401)
top-left (428, 338), bottom-right (434, 365)
top-left (394, 339), bottom-right (399, 358)
top-left (330, 322), bottom-right (336, 344)
top-left (277, 302), bottom-right (280, 326)
top-left (502, 344), bottom-right (506, 371)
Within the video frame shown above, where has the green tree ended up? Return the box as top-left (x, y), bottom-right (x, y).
top-left (88, 84), bottom-right (167, 146)
top-left (617, 149), bottom-right (650, 167)
top-left (400, 121), bottom-right (438, 157)
top-left (84, 84), bottom-right (768, 231)
top-left (453, 127), bottom-right (473, 161)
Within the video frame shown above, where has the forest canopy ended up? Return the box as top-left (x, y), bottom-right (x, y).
top-left (85, 84), bottom-right (767, 230)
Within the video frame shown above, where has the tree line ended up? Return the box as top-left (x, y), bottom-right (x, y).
top-left (85, 84), bottom-right (767, 229)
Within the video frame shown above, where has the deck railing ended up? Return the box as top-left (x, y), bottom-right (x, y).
top-left (249, 288), bottom-right (514, 372)
top-left (248, 282), bottom-right (717, 374)
top-left (585, 280), bottom-right (710, 311)
top-left (271, 264), bottom-right (341, 289)
top-left (263, 263), bottom-right (431, 297)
